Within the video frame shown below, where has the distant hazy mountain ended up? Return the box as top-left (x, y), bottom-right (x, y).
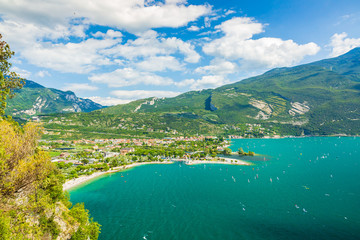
top-left (5, 80), bottom-right (103, 117)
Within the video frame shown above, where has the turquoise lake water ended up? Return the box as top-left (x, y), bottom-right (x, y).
top-left (69, 137), bottom-right (360, 240)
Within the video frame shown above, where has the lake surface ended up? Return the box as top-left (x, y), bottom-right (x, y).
top-left (69, 137), bottom-right (360, 240)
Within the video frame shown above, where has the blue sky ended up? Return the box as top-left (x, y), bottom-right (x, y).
top-left (1, 0), bottom-right (360, 105)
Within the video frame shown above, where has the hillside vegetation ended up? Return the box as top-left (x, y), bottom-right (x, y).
top-left (0, 120), bottom-right (100, 239)
top-left (39, 48), bottom-right (360, 139)
top-left (0, 33), bottom-right (100, 239)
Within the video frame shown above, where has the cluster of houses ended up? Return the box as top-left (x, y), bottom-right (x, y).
top-left (46, 136), bottom-right (218, 165)
top-left (71, 136), bottom-right (208, 146)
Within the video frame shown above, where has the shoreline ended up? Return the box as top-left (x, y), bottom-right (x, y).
top-left (63, 158), bottom-right (252, 191)
top-left (63, 161), bottom-right (173, 191)
top-left (185, 158), bottom-right (251, 166)
top-left (228, 134), bottom-right (359, 140)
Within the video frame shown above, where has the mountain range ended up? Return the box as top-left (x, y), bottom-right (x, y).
top-left (5, 80), bottom-right (103, 117)
top-left (95, 48), bottom-right (360, 136)
top-left (10, 48), bottom-right (360, 139)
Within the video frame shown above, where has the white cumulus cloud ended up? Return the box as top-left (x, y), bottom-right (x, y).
top-left (0, 0), bottom-right (211, 33)
top-left (187, 25), bottom-right (201, 31)
top-left (11, 66), bottom-right (31, 79)
top-left (0, 1), bottom-right (205, 75)
top-left (89, 68), bottom-right (174, 87)
top-left (176, 75), bottom-right (228, 90)
top-left (328, 32), bottom-right (360, 57)
top-left (0, 21), bottom-right (121, 73)
top-left (85, 96), bottom-right (131, 106)
top-left (20, 38), bottom-right (117, 74)
top-left (36, 70), bottom-right (51, 78)
top-left (62, 83), bottom-right (99, 92)
top-left (111, 90), bottom-right (181, 100)
top-left (135, 56), bottom-right (183, 72)
top-left (203, 17), bottom-right (320, 70)
top-left (195, 58), bottom-right (237, 75)
top-left (102, 30), bottom-right (200, 64)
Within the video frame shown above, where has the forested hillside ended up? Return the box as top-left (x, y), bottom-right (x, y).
top-left (40, 48), bottom-right (360, 139)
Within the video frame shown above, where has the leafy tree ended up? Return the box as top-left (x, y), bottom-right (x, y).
top-left (222, 148), bottom-right (232, 155)
top-left (0, 120), bottom-right (53, 197)
top-left (248, 151), bottom-right (255, 156)
top-left (81, 159), bottom-right (89, 165)
top-left (0, 36), bottom-right (100, 239)
top-left (0, 120), bottom-right (101, 239)
top-left (70, 203), bottom-right (101, 240)
top-left (0, 34), bottom-right (24, 115)
top-left (238, 147), bottom-right (245, 155)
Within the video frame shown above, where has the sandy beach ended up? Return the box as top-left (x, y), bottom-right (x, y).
top-left (63, 161), bottom-right (173, 191)
top-left (185, 158), bottom-right (251, 166)
top-left (63, 158), bottom-right (251, 191)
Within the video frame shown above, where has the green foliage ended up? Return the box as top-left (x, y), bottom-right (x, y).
top-left (70, 203), bottom-right (89, 225)
top-left (40, 168), bottom-right (66, 203)
top-left (238, 148), bottom-right (245, 154)
top-left (0, 212), bottom-right (11, 240)
top-left (222, 148), bottom-right (232, 155)
top-left (131, 146), bottom-right (185, 158)
top-left (0, 34), bottom-right (25, 116)
top-left (238, 148), bottom-right (255, 156)
top-left (39, 214), bottom-right (60, 238)
top-left (40, 110), bottom-right (224, 140)
top-left (70, 203), bottom-right (101, 240)
top-left (0, 37), bottom-right (100, 239)
top-left (0, 120), bottom-right (53, 197)
top-left (248, 151), bottom-right (255, 156)
top-left (0, 119), bottom-right (101, 239)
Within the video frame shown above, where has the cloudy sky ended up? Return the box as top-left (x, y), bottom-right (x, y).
top-left (1, 0), bottom-right (360, 106)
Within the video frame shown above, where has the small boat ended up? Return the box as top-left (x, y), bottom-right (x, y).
top-left (295, 204), bottom-right (299, 209)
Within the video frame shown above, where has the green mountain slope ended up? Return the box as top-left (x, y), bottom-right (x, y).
top-left (310, 47), bottom-right (360, 82)
top-left (5, 80), bottom-right (103, 117)
top-left (40, 48), bottom-right (360, 139)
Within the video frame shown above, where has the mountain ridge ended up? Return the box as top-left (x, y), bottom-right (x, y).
top-left (94, 48), bottom-right (360, 136)
top-left (28, 48), bottom-right (360, 139)
top-left (5, 80), bottom-right (103, 117)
